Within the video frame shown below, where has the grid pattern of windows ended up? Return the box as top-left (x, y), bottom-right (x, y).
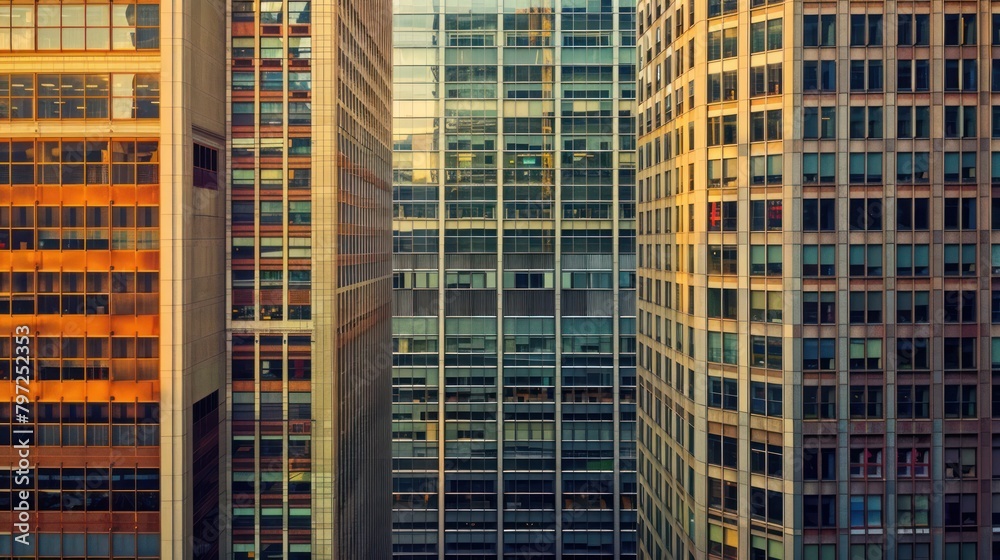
top-left (638, 2), bottom-right (1000, 559)
top-left (393, 1), bottom-right (635, 558)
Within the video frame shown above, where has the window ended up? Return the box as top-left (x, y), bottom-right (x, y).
top-left (944, 106), bottom-right (977, 138)
top-left (848, 198), bottom-right (882, 231)
top-left (849, 60), bottom-right (883, 91)
top-left (849, 338), bottom-right (882, 370)
top-left (707, 433), bottom-right (738, 468)
top-left (803, 107), bottom-right (836, 139)
top-left (898, 448), bottom-right (930, 479)
top-left (749, 486), bottom-right (784, 524)
top-left (803, 292), bottom-right (836, 324)
top-left (803, 15), bottom-right (836, 47)
top-left (707, 201), bottom-right (738, 232)
top-left (749, 63), bottom-right (783, 97)
top-left (750, 18), bottom-right (782, 52)
top-left (707, 71), bottom-right (738, 103)
top-left (707, 28), bottom-right (738, 61)
top-left (803, 199), bottom-right (835, 231)
top-left (849, 385), bottom-right (883, 418)
top-left (848, 152), bottom-right (882, 184)
top-left (750, 441), bottom-right (782, 477)
top-left (897, 152), bottom-right (930, 184)
top-left (707, 245), bottom-right (738, 275)
top-left (749, 382), bottom-right (782, 416)
top-left (706, 115), bottom-right (737, 145)
top-left (897, 59), bottom-right (930, 91)
top-left (849, 495), bottom-right (882, 527)
top-left (850, 14), bottom-right (883, 46)
top-left (944, 14), bottom-right (977, 45)
top-left (748, 199), bottom-right (783, 232)
top-left (802, 153), bottom-right (835, 184)
top-left (944, 152), bottom-right (977, 183)
top-left (803, 338), bottom-right (835, 370)
top-left (896, 244), bottom-right (929, 277)
top-left (897, 494), bottom-right (930, 527)
top-left (802, 245), bottom-right (835, 277)
top-left (944, 494), bottom-right (977, 527)
top-left (850, 447), bottom-right (883, 479)
top-left (849, 244), bottom-right (882, 277)
top-left (750, 110), bottom-right (782, 142)
top-left (707, 524), bottom-right (738, 560)
top-left (749, 154), bottom-right (782, 186)
top-left (848, 291), bottom-right (882, 324)
top-left (193, 143), bottom-right (219, 190)
top-left (943, 244), bottom-right (976, 276)
top-left (708, 376), bottom-right (738, 410)
top-left (896, 338), bottom-right (929, 370)
top-left (707, 158), bottom-right (739, 189)
top-left (897, 106), bottom-right (931, 139)
top-left (707, 0), bottom-right (738, 18)
top-left (803, 447), bottom-right (835, 482)
top-left (897, 198), bottom-right (929, 230)
top-left (944, 448), bottom-right (977, 479)
top-left (750, 537), bottom-right (783, 560)
top-left (803, 386), bottom-right (836, 420)
top-left (944, 385), bottom-right (977, 418)
top-left (803, 61), bottom-right (836, 91)
top-left (896, 291), bottom-right (929, 324)
top-left (944, 58), bottom-right (978, 91)
top-left (707, 331), bottom-right (738, 364)
top-left (705, 287), bottom-right (739, 322)
top-left (944, 544), bottom-right (977, 560)
top-left (898, 14), bottom-right (930, 46)
top-left (942, 290), bottom-right (976, 323)
top-left (803, 495), bottom-right (836, 527)
top-left (749, 290), bottom-right (782, 323)
top-left (848, 106), bottom-right (882, 138)
top-left (749, 245), bottom-right (781, 276)
top-left (897, 385), bottom-right (930, 418)
top-left (707, 477), bottom-right (738, 513)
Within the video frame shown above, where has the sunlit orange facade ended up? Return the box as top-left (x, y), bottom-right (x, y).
top-left (0, 2), bottom-right (227, 558)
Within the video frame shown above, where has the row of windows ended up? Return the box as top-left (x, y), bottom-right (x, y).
top-left (0, 139), bottom-right (159, 185)
top-left (803, 59), bottom-right (981, 93)
top-left (0, 531), bottom-right (159, 559)
top-left (0, 73), bottom-right (158, 120)
top-left (0, 4), bottom-right (160, 51)
top-left (805, 13), bottom-right (991, 48)
top-left (665, 327), bottom-right (993, 373)
top-left (651, 105), bottom-right (1000, 149)
top-left (645, 150), bottom-right (994, 187)
top-left (232, 0), bottom-right (312, 24)
top-left (647, 195), bottom-right (985, 236)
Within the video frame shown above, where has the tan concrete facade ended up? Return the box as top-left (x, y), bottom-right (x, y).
top-left (639, 1), bottom-right (1000, 559)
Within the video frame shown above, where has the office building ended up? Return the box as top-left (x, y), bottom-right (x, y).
top-left (0, 1), bottom-right (227, 559)
top-left (392, 0), bottom-right (637, 558)
top-left (227, 0), bottom-right (394, 559)
top-left (637, 1), bottom-right (1000, 559)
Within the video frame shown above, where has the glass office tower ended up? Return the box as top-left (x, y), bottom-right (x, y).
top-left (638, 1), bottom-right (1000, 559)
top-left (392, 0), bottom-right (637, 558)
top-left (0, 1), bottom-right (227, 559)
top-left (227, 0), bottom-right (393, 558)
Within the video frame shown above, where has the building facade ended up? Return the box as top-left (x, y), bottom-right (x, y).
top-left (391, 0), bottom-right (637, 558)
top-left (638, 1), bottom-right (1000, 559)
top-left (0, 1), bottom-right (228, 559)
top-left (227, 0), bottom-right (394, 559)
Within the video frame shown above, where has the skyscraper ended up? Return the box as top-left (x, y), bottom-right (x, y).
top-left (638, 2), bottom-right (1000, 559)
top-left (0, 1), bottom-right (227, 558)
top-left (392, 0), bottom-right (636, 557)
top-left (227, 0), bottom-right (394, 559)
